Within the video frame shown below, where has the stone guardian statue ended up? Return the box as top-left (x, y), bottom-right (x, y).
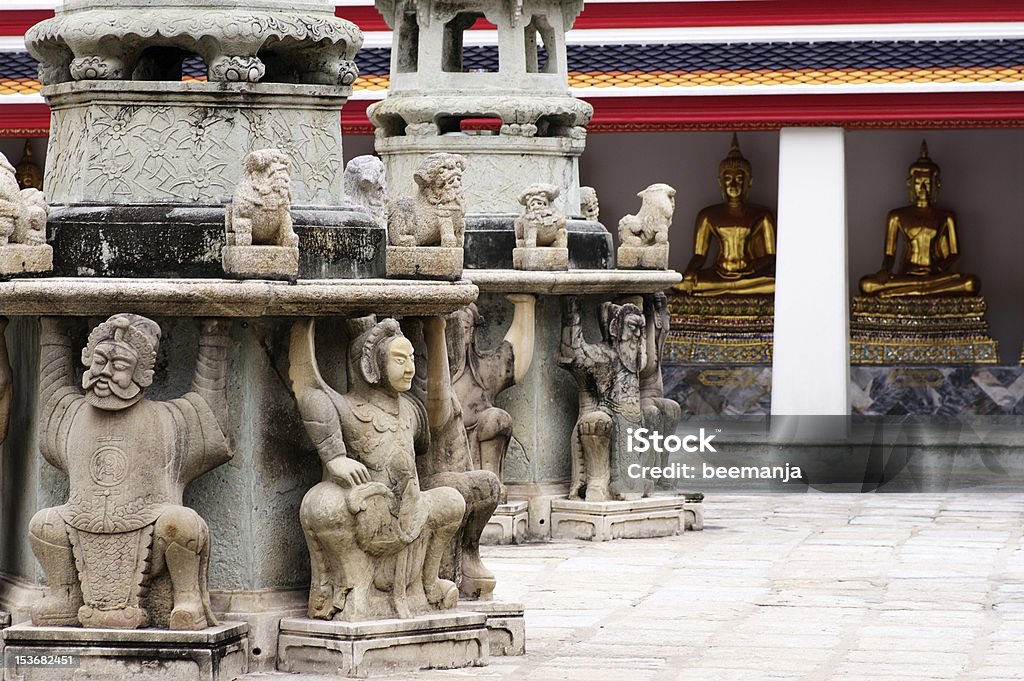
top-left (288, 318), bottom-right (466, 620)
top-left (31, 315), bottom-right (231, 630)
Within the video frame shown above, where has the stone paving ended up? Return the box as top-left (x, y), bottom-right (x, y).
top-left (242, 492), bottom-right (1024, 681)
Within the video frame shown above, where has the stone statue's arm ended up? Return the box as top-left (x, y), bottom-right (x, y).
top-left (502, 294), bottom-right (536, 386)
top-left (192, 319), bottom-right (231, 437)
top-left (423, 316), bottom-right (453, 429)
top-left (0, 317), bottom-right (10, 442)
top-left (642, 294), bottom-right (667, 383)
top-left (558, 296), bottom-right (589, 368)
top-left (288, 319), bottom-right (370, 487)
top-left (38, 316), bottom-right (79, 471)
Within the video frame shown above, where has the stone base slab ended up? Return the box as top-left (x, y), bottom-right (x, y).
top-left (0, 244), bottom-right (52, 275)
top-left (222, 245), bottom-right (298, 280)
top-left (617, 244), bottom-right (668, 269)
top-left (550, 496), bottom-right (688, 541)
top-left (512, 247), bottom-right (568, 271)
top-left (482, 501), bottom-right (529, 545)
top-left (456, 601), bottom-right (525, 657)
top-left (277, 612), bottom-right (488, 677)
top-left (386, 246), bottom-right (463, 280)
top-left (1, 621), bottom-right (248, 681)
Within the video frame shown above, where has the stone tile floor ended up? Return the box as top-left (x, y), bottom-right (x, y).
top-left (242, 493), bottom-right (1024, 680)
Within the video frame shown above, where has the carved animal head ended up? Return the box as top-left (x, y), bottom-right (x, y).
top-left (637, 183), bottom-right (676, 232)
top-left (414, 153), bottom-right (467, 211)
top-left (242, 148), bottom-right (292, 205)
top-left (344, 155), bottom-right (387, 220)
top-left (579, 186), bottom-right (599, 221)
top-left (518, 183), bottom-right (560, 214)
top-left (81, 314), bottom-right (161, 411)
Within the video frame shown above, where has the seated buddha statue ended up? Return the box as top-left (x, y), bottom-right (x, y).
top-left (859, 142), bottom-right (979, 298)
top-left (674, 135), bottom-right (777, 296)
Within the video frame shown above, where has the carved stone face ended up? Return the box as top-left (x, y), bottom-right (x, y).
top-left (83, 340), bottom-right (143, 410)
top-left (386, 336), bottom-right (416, 393)
top-left (580, 189), bottom-right (599, 221)
top-left (616, 312), bottom-right (646, 374)
top-left (526, 193), bottom-right (549, 214)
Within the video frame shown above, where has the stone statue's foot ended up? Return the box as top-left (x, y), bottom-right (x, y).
top-left (31, 595), bottom-right (82, 627)
top-left (78, 604), bottom-right (147, 629)
top-left (169, 600), bottom-right (208, 631)
top-left (425, 579), bottom-right (458, 609)
top-left (460, 574), bottom-right (496, 601)
top-left (461, 552), bottom-right (495, 582)
top-left (584, 485), bottom-right (610, 502)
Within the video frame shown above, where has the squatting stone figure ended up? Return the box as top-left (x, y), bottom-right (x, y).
top-left (289, 318), bottom-right (465, 621)
top-left (448, 295), bottom-right (537, 503)
top-left (558, 297), bottom-right (652, 502)
top-left (31, 315), bottom-right (231, 630)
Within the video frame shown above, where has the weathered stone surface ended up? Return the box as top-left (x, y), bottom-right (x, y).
top-left (31, 315), bottom-right (231, 630)
top-left (388, 153), bottom-right (467, 249)
top-left (512, 247), bottom-right (569, 271)
top-left (386, 246), bottom-right (463, 280)
top-left (616, 183), bottom-right (674, 270)
top-left (48, 205), bottom-right (384, 279)
top-left (26, 1), bottom-right (361, 86)
top-left (580, 186), bottom-right (599, 221)
top-left (617, 244), bottom-right (668, 270)
top-left (464, 217), bottom-right (612, 270)
top-left (549, 496), bottom-right (688, 541)
top-left (289, 318), bottom-right (466, 621)
top-left (457, 600), bottom-right (526, 657)
top-left (0, 278), bottom-right (478, 317)
top-left (222, 246), bottom-right (298, 280)
top-left (0, 245), bottom-right (52, 275)
top-left (481, 501), bottom-right (530, 545)
top-left (466, 269), bottom-right (680, 295)
top-left (276, 612), bottom-right (487, 677)
top-left (684, 494), bottom-right (705, 531)
top-left (41, 82), bottom-right (351, 207)
top-left (1, 621), bottom-right (248, 681)
top-left (0, 611), bottom-right (9, 628)
top-left (515, 184), bottom-right (567, 249)
top-left (343, 156), bottom-right (386, 227)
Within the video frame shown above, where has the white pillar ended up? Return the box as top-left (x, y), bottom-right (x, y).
top-left (771, 127), bottom-right (849, 416)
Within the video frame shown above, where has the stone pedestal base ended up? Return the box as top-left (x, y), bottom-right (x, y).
top-left (0, 244), bottom-right (52, 275)
top-left (549, 496), bottom-right (688, 541)
top-left (1, 622), bottom-right (248, 681)
top-left (386, 246), bottom-right (463, 280)
top-left (277, 612), bottom-right (488, 677)
top-left (850, 296), bottom-right (998, 364)
top-left (221, 245), bottom-right (298, 280)
top-left (512, 247), bottom-right (568, 271)
top-left (482, 501), bottom-right (529, 545)
top-left (617, 244), bottom-right (667, 269)
top-left (665, 295), bottom-right (773, 365)
top-left (457, 601), bottom-right (525, 657)
top-left (0, 611), bottom-right (9, 628)
top-left (683, 492), bottom-right (705, 531)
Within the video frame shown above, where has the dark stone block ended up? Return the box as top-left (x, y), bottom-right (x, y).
top-left (48, 205), bottom-right (385, 279)
top-left (463, 216), bottom-right (612, 270)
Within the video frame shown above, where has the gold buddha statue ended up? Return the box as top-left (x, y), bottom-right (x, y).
top-left (674, 135), bottom-right (777, 296)
top-left (15, 140), bottom-right (42, 191)
top-left (859, 142), bottom-right (979, 298)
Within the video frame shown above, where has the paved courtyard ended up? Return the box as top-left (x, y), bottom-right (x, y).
top-left (246, 493), bottom-right (1024, 681)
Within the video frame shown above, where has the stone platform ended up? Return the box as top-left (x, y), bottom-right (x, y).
top-left (482, 501), bottom-right (529, 545)
top-left (276, 612), bottom-right (488, 677)
top-left (850, 295), bottom-right (998, 364)
top-left (386, 246), bottom-right (462, 280)
top-left (456, 601), bottom-right (526, 657)
top-left (1, 622), bottom-right (248, 681)
top-left (549, 495), bottom-right (689, 541)
top-left (665, 295), bottom-right (773, 365)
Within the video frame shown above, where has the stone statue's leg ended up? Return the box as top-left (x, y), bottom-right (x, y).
top-left (579, 410), bottom-right (613, 501)
top-left (430, 470), bottom-right (500, 600)
top-left (421, 486), bottom-right (464, 609)
top-left (476, 407), bottom-right (513, 503)
top-left (152, 506), bottom-right (212, 630)
top-left (569, 421), bottom-right (585, 500)
top-left (28, 508), bottom-right (83, 626)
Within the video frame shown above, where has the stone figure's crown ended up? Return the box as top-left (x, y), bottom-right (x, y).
top-left (86, 314), bottom-right (161, 376)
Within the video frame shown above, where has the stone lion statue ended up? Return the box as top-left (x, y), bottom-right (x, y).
top-left (618, 183), bottom-right (675, 247)
top-left (514, 183), bottom-right (567, 249)
top-left (224, 149), bottom-right (297, 248)
top-left (343, 155), bottom-right (387, 227)
top-left (388, 153), bottom-right (467, 248)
